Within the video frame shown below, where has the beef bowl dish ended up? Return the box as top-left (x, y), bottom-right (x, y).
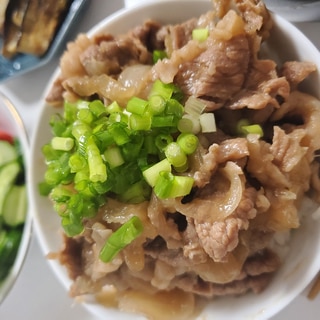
top-left (29, 0), bottom-right (320, 319)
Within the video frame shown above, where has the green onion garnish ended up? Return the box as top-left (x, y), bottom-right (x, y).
top-left (177, 133), bottom-right (199, 155)
top-left (40, 79), bottom-right (200, 236)
top-left (152, 50), bottom-right (167, 64)
top-left (154, 171), bottom-right (194, 199)
top-left (237, 119), bottom-right (264, 137)
top-left (177, 114), bottom-right (201, 134)
top-left (199, 112), bottom-right (217, 133)
top-left (148, 95), bottom-right (166, 115)
top-left (99, 216), bottom-right (143, 262)
top-left (129, 113), bottom-right (152, 131)
top-left (184, 96), bottom-right (206, 117)
top-left (192, 28), bottom-right (209, 42)
top-left (164, 142), bottom-right (188, 168)
top-left (86, 136), bottom-right (107, 183)
top-left (142, 158), bottom-right (171, 187)
top-left (51, 137), bottom-right (74, 151)
top-left (241, 124), bottom-right (264, 137)
top-left (104, 146), bottom-right (124, 168)
top-left (148, 79), bottom-right (175, 100)
top-left (127, 97), bottom-right (149, 115)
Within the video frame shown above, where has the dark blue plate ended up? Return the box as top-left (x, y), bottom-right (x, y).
top-left (0, 0), bottom-right (88, 82)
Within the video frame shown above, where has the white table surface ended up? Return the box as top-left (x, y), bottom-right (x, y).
top-left (1, 1), bottom-right (320, 319)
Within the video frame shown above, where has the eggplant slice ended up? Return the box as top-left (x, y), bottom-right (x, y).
top-left (0, 0), bottom-right (10, 35)
top-left (1, 0), bottom-right (72, 59)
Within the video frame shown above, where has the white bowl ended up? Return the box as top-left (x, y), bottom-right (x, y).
top-left (0, 92), bottom-right (32, 303)
top-left (28, 1), bottom-right (320, 319)
top-left (264, 0), bottom-right (320, 22)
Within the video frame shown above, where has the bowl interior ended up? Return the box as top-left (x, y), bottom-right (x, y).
top-left (28, 1), bottom-right (320, 319)
top-left (0, 92), bottom-right (32, 303)
top-left (264, 0), bottom-right (320, 22)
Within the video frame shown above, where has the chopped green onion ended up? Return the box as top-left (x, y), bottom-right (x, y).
top-left (237, 119), bottom-right (263, 137)
top-left (77, 109), bottom-right (94, 124)
top-left (148, 95), bottom-right (166, 115)
top-left (129, 113), bottom-right (151, 131)
top-left (119, 180), bottom-right (151, 203)
top-left (108, 112), bottom-right (125, 124)
top-left (142, 158), bottom-right (171, 187)
top-left (44, 153), bottom-right (72, 185)
top-left (166, 99), bottom-right (184, 118)
top-left (89, 100), bottom-right (107, 117)
top-left (82, 200), bottom-right (98, 218)
top-left (184, 96), bottom-right (206, 117)
top-left (71, 121), bottom-right (91, 141)
top-left (148, 79), bottom-right (175, 100)
top-left (199, 112), bottom-right (216, 133)
top-left (143, 135), bottom-right (158, 155)
top-left (127, 97), bottom-right (148, 115)
top-left (152, 115), bottom-right (175, 128)
top-left (106, 101), bottom-right (122, 114)
top-left (173, 161), bottom-right (189, 173)
top-left (177, 114), bottom-right (201, 134)
top-left (50, 185), bottom-right (73, 202)
top-left (121, 133), bottom-right (144, 162)
top-left (164, 142), bottom-right (187, 168)
top-left (192, 28), bottom-right (209, 42)
top-left (94, 129), bottom-right (115, 147)
top-left (77, 135), bottom-right (88, 158)
top-left (236, 119), bottom-right (250, 135)
top-left (41, 145), bottom-right (57, 161)
top-left (68, 153), bottom-right (86, 172)
top-left (40, 79), bottom-right (200, 237)
top-left (99, 216), bottom-right (143, 262)
top-left (51, 137), bottom-right (74, 151)
top-left (62, 215), bottom-right (84, 237)
top-left (49, 114), bottom-right (67, 137)
top-left (104, 146), bottom-right (125, 168)
top-left (153, 50), bottom-right (167, 64)
top-left (38, 181), bottom-right (53, 196)
top-left (154, 171), bottom-right (194, 199)
top-left (108, 123), bottom-right (130, 145)
top-left (77, 100), bottom-right (90, 110)
top-left (155, 134), bottom-right (173, 151)
top-left (86, 137), bottom-right (107, 183)
top-left (177, 133), bottom-right (199, 155)
top-left (241, 124), bottom-right (264, 137)
top-left (63, 101), bottom-right (78, 123)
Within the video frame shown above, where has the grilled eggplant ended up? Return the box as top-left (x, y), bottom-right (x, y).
top-left (1, 0), bottom-right (72, 58)
top-left (0, 0), bottom-right (10, 35)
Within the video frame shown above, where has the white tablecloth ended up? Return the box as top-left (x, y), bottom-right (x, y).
top-left (0, 1), bottom-right (320, 319)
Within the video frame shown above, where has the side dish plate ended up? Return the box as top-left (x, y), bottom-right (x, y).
top-left (0, 0), bottom-right (88, 82)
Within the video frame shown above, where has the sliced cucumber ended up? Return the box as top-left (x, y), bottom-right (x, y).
top-left (0, 162), bottom-right (20, 216)
top-left (2, 185), bottom-right (27, 227)
top-left (0, 229), bottom-right (22, 281)
top-left (0, 140), bottom-right (17, 168)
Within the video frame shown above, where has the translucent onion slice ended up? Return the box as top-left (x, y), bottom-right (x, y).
top-left (174, 161), bottom-right (244, 222)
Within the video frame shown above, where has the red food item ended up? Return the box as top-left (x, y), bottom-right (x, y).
top-left (0, 131), bottom-right (14, 144)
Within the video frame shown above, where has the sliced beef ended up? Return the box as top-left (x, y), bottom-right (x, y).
top-left (175, 35), bottom-right (250, 103)
top-left (281, 61), bottom-right (316, 90)
top-left (226, 60), bottom-right (290, 111)
top-left (194, 187), bottom-right (258, 262)
top-left (80, 35), bottom-right (152, 76)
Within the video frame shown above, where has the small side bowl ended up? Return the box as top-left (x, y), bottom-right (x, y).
top-left (0, 92), bottom-right (32, 303)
